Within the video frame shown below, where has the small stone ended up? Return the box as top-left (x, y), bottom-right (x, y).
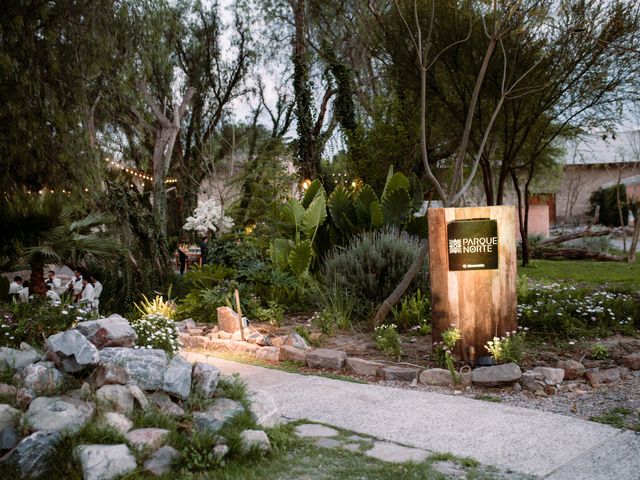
top-left (279, 345), bottom-right (307, 363)
top-left (76, 444), bottom-right (137, 480)
top-left (21, 362), bottom-right (64, 396)
top-left (432, 460), bottom-right (467, 479)
top-left (175, 319), bottom-right (197, 331)
top-left (622, 352), bottom-right (640, 370)
top-left (239, 429), bottom-right (271, 454)
top-left (365, 441), bottom-right (429, 463)
top-left (531, 366), bottom-right (565, 385)
top-left (271, 336), bottom-right (286, 348)
top-left (315, 437), bottom-right (342, 449)
top-left (378, 366), bottom-right (420, 382)
top-left (306, 349), bottom-right (347, 370)
top-left (193, 398), bottom-right (245, 434)
top-left (521, 371), bottom-right (545, 392)
top-left (217, 307), bottom-right (242, 333)
top-left (212, 443), bottom-right (229, 461)
top-left (557, 360), bottom-right (586, 380)
top-left (342, 443), bottom-right (361, 452)
top-left (0, 383), bottom-right (17, 398)
top-left (45, 330), bottom-right (99, 372)
top-left (419, 368), bottom-right (456, 386)
top-left (148, 392), bottom-right (185, 418)
top-left (15, 388), bottom-right (35, 409)
top-left (246, 333), bottom-right (272, 346)
top-left (162, 355), bottom-right (192, 400)
top-left (472, 363), bottom-right (522, 387)
top-left (585, 368), bottom-right (621, 387)
top-left (91, 363), bottom-right (128, 387)
top-left (409, 378), bottom-right (418, 388)
top-left (96, 385), bottom-right (134, 415)
top-left (545, 384), bottom-right (558, 395)
top-left (512, 382), bottom-right (523, 392)
top-left (284, 333), bottom-right (311, 350)
top-left (101, 412), bottom-right (133, 435)
top-left (247, 390), bottom-right (280, 428)
top-left (294, 423), bottom-right (339, 438)
top-left (25, 396), bottom-right (95, 433)
top-left (128, 385), bottom-right (149, 410)
top-left (144, 445), bottom-right (181, 476)
top-left (192, 362), bottom-right (221, 398)
top-left (256, 346), bottom-right (280, 362)
top-left (2, 431), bottom-right (61, 478)
top-left (74, 314), bottom-right (138, 348)
top-left (345, 358), bottom-right (384, 377)
top-left (126, 428), bottom-right (169, 452)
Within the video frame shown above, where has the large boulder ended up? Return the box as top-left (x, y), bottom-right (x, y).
top-left (284, 333), bottom-right (311, 350)
top-left (419, 368), bottom-right (457, 386)
top-left (471, 363), bottom-right (522, 387)
top-left (90, 363), bottom-right (128, 388)
top-left (217, 306), bottom-right (242, 333)
top-left (1, 431), bottom-right (62, 478)
top-left (99, 348), bottom-right (168, 390)
top-left (148, 392), bottom-right (185, 418)
top-left (0, 404), bottom-right (22, 450)
top-left (622, 352), bottom-right (640, 370)
top-left (75, 444), bottom-right (137, 480)
top-left (191, 362), bottom-right (221, 398)
top-left (247, 390), bottom-right (280, 428)
top-left (45, 330), bottom-right (99, 373)
top-left (346, 358), bottom-right (384, 377)
top-left (0, 347), bottom-right (40, 372)
top-left (239, 429), bottom-right (271, 454)
top-left (530, 366), bottom-right (564, 385)
top-left (306, 349), bottom-right (347, 370)
top-left (21, 362), bottom-right (64, 396)
top-left (378, 366), bottom-right (420, 382)
top-left (75, 314), bottom-right (137, 348)
top-left (255, 346), bottom-right (280, 362)
top-left (25, 396), bottom-right (95, 433)
top-left (96, 385), bottom-right (134, 415)
top-left (557, 360), bottom-right (586, 380)
top-left (586, 368), bottom-right (621, 387)
top-left (193, 398), bottom-right (245, 434)
top-left (279, 345), bottom-right (307, 363)
top-left (162, 356), bottom-right (192, 400)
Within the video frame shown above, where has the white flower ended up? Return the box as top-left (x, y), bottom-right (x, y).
top-left (62, 311), bottom-right (68, 315)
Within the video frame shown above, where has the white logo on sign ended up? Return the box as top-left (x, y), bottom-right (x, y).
top-left (449, 238), bottom-right (462, 254)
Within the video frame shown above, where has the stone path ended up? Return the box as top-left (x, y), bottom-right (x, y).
top-left (183, 352), bottom-right (640, 479)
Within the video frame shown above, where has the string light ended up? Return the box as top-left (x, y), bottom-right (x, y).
top-left (105, 157), bottom-right (177, 184)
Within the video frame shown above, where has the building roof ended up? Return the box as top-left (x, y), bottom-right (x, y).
top-left (562, 130), bottom-right (640, 165)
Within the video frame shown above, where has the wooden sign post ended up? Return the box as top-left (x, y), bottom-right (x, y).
top-left (428, 206), bottom-right (517, 363)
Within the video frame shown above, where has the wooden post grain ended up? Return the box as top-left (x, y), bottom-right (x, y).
top-left (234, 288), bottom-right (245, 341)
top-left (428, 206), bottom-right (517, 362)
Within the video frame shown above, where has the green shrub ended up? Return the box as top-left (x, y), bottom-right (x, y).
top-left (322, 228), bottom-right (427, 321)
top-left (484, 327), bottom-right (527, 364)
top-left (589, 185), bottom-right (630, 227)
top-left (312, 282), bottom-right (357, 334)
top-left (254, 301), bottom-right (285, 327)
top-left (590, 343), bottom-right (609, 360)
top-left (391, 288), bottom-right (430, 332)
top-left (130, 313), bottom-right (180, 356)
top-left (374, 324), bottom-right (402, 360)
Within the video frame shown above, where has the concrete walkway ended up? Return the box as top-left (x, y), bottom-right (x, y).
top-left (183, 352), bottom-right (640, 479)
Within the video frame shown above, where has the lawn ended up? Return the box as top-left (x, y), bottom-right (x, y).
top-left (520, 259), bottom-right (640, 287)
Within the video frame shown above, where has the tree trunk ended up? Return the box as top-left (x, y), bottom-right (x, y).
top-left (29, 258), bottom-right (46, 297)
top-left (535, 248), bottom-right (624, 262)
top-left (628, 217), bottom-right (640, 263)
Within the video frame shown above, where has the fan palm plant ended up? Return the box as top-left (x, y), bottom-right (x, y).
top-left (0, 193), bottom-right (124, 296)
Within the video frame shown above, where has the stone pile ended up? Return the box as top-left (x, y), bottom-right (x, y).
top-left (0, 313), bottom-right (279, 479)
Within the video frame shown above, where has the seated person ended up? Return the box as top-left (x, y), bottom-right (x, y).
top-left (46, 284), bottom-right (61, 303)
top-left (9, 276), bottom-right (22, 294)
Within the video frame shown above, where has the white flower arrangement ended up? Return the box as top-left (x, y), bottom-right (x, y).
top-left (183, 197), bottom-right (234, 235)
top-left (131, 313), bottom-right (180, 356)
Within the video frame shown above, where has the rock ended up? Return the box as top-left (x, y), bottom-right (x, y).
top-left (21, 362), bottom-right (64, 396)
top-left (284, 333), bottom-right (311, 350)
top-left (472, 363), bottom-right (522, 387)
top-left (239, 429), bottom-right (271, 454)
top-left (246, 333), bottom-right (272, 346)
top-left (212, 443), bottom-right (229, 461)
top-left (96, 385), bottom-right (134, 415)
top-left (231, 329), bottom-right (251, 341)
top-left (19, 342), bottom-right (36, 352)
top-left (365, 441), bottom-right (429, 463)
top-left (521, 371), bottom-right (545, 393)
top-left (148, 392), bottom-right (185, 418)
top-left (622, 352), bottom-right (640, 370)
top-left (432, 460), bottom-right (467, 479)
top-left (227, 341), bottom-right (260, 355)
top-left (315, 437), bottom-right (342, 449)
top-left (101, 412), bottom-right (133, 435)
top-left (99, 347), bottom-right (168, 390)
top-left (25, 396), bottom-right (94, 433)
top-left (193, 398), bottom-right (245, 434)
top-left (247, 390), bottom-right (280, 428)
top-left (128, 385), bottom-right (149, 410)
top-left (0, 383), bottom-right (17, 399)
top-left (419, 368), bottom-right (457, 386)
top-left (557, 360), bottom-right (586, 380)
top-left (162, 356), bottom-right (192, 400)
top-left (378, 366), bottom-right (420, 382)
top-left (91, 363), bottom-right (128, 387)
top-left (180, 335), bottom-right (210, 349)
top-left (279, 345), bottom-right (307, 363)
top-left (585, 368), bottom-right (621, 387)
top-left (217, 331), bottom-right (233, 340)
top-left (531, 366), bottom-right (565, 385)
top-left (0, 425), bottom-right (20, 450)
top-left (306, 349), bottom-right (347, 370)
top-left (192, 362), bottom-right (221, 398)
top-left (76, 444), bottom-right (137, 480)
top-left (68, 382), bottom-right (92, 400)
top-left (75, 314), bottom-right (138, 348)
top-left (341, 442), bottom-right (361, 452)
top-left (15, 388), bottom-right (35, 409)
top-left (255, 346), bottom-right (280, 362)
top-left (144, 445), bottom-right (181, 476)
top-left (1, 431), bottom-right (61, 478)
top-left (186, 328), bottom-right (204, 336)
top-left (126, 428), bottom-right (169, 452)
top-left (0, 347), bottom-right (40, 373)
top-left (0, 404), bottom-right (21, 450)
top-left (294, 423), bottom-right (339, 438)
top-left (217, 306), bottom-right (242, 333)
top-left (271, 336), bottom-right (286, 348)
top-left (45, 330), bottom-right (99, 372)
top-left (345, 358), bottom-right (385, 377)
top-left (175, 319), bottom-right (196, 331)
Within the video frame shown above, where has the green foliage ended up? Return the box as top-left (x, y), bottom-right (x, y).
top-left (0, 299), bottom-right (89, 348)
top-left (130, 314), bottom-right (180, 356)
top-left (254, 301), bottom-right (285, 327)
top-left (312, 282), bottom-right (357, 335)
top-left (485, 328), bottom-right (527, 364)
top-left (135, 294), bottom-right (176, 320)
top-left (390, 289), bottom-right (431, 333)
top-left (374, 324), bottom-right (402, 360)
top-left (590, 343), bottom-right (610, 360)
top-left (322, 228), bottom-right (427, 321)
top-left (590, 407), bottom-right (640, 431)
top-left (434, 326), bottom-right (461, 383)
top-left (518, 282), bottom-right (640, 337)
top-left (589, 185), bottom-right (631, 227)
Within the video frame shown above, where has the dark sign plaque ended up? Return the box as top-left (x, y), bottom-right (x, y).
top-left (447, 218), bottom-right (498, 271)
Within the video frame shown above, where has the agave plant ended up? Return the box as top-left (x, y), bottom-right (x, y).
top-left (0, 193), bottom-right (124, 296)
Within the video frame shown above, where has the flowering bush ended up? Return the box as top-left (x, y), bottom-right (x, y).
top-left (183, 197), bottom-right (234, 235)
top-left (434, 325), bottom-right (461, 383)
top-left (131, 313), bottom-right (180, 356)
top-left (518, 282), bottom-right (639, 337)
top-left (374, 324), bottom-right (402, 360)
top-left (485, 327), bottom-right (528, 364)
